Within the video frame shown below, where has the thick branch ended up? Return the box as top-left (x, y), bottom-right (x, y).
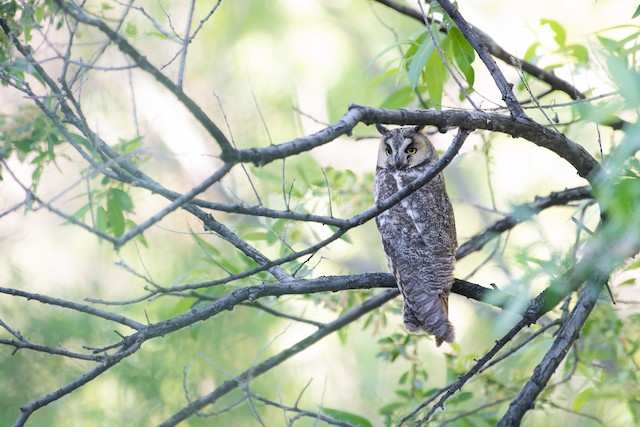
top-left (152, 185), bottom-right (589, 297)
top-left (353, 106), bottom-right (602, 182)
top-left (130, 273), bottom-right (499, 345)
top-left (497, 281), bottom-right (604, 425)
top-left (233, 106), bottom-right (601, 184)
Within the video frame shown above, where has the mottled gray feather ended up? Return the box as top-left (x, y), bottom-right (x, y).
top-left (374, 126), bottom-right (457, 346)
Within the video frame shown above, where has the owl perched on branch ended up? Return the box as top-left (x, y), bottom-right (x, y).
top-left (373, 124), bottom-right (457, 346)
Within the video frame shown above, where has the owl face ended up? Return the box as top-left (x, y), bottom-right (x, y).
top-left (376, 124), bottom-right (434, 171)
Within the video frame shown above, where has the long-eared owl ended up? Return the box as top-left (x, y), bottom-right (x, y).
top-left (373, 124), bottom-right (457, 346)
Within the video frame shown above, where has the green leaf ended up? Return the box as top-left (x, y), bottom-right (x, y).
top-left (449, 27), bottom-right (475, 86)
top-left (597, 35), bottom-right (622, 54)
top-left (365, 39), bottom-right (414, 75)
top-left (106, 191), bottom-right (126, 236)
top-left (524, 42), bottom-right (540, 62)
top-left (606, 55), bottom-right (640, 106)
top-left (398, 371), bottom-right (409, 385)
top-left (541, 19), bottom-right (566, 47)
top-left (380, 86), bottom-right (414, 109)
top-left (424, 49), bottom-right (446, 108)
top-left (70, 203), bottom-right (91, 221)
top-left (125, 22), bottom-right (137, 37)
top-left (69, 133), bottom-right (94, 152)
top-left (407, 34), bottom-right (434, 89)
top-left (243, 231), bottom-right (268, 241)
top-left (96, 206), bottom-right (108, 232)
top-left (633, 5), bottom-right (640, 18)
top-left (572, 387), bottom-right (594, 410)
top-left (327, 225), bottom-right (351, 243)
top-left (320, 407), bottom-right (373, 427)
top-left (193, 233), bottom-right (221, 257)
top-left (566, 44), bottom-right (589, 65)
top-left (115, 136), bottom-right (143, 155)
top-left (109, 188), bottom-right (134, 212)
top-left (123, 220), bottom-right (147, 247)
top-left (379, 402), bottom-right (404, 416)
top-left (34, 6), bottom-right (44, 23)
top-left (395, 389), bottom-right (410, 398)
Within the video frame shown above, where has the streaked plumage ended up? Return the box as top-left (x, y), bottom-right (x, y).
top-left (374, 124), bottom-right (457, 346)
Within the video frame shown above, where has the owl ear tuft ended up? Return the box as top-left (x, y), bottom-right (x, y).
top-left (413, 125), bottom-right (427, 134)
top-left (376, 124), bottom-right (390, 135)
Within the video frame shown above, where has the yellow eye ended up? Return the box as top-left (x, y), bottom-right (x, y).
top-left (385, 146), bottom-right (392, 155)
top-left (405, 146), bottom-right (417, 155)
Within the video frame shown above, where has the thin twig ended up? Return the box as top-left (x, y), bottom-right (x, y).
top-left (176, 0), bottom-right (196, 88)
top-left (158, 290), bottom-right (399, 426)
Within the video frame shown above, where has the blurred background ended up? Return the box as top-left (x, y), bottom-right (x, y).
top-left (1, 0), bottom-right (638, 425)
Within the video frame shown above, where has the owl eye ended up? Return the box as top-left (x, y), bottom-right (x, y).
top-left (385, 145), bottom-right (392, 156)
top-left (405, 146), bottom-right (417, 155)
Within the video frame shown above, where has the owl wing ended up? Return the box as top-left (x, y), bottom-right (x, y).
top-left (408, 177), bottom-right (457, 257)
top-left (375, 169), bottom-right (456, 345)
top-left (401, 179), bottom-right (457, 344)
top-left (377, 204), bottom-right (455, 345)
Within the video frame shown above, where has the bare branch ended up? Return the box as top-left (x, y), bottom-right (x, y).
top-left (234, 105), bottom-right (602, 185)
top-left (433, 0), bottom-right (525, 118)
top-left (497, 281), bottom-right (605, 425)
top-left (176, 0), bottom-right (196, 88)
top-left (52, 0), bottom-right (234, 156)
top-left (14, 339), bottom-right (143, 427)
top-left (158, 289), bottom-right (398, 426)
top-left (0, 287), bottom-right (143, 330)
top-left (457, 186), bottom-right (594, 259)
top-left (114, 163), bottom-right (233, 248)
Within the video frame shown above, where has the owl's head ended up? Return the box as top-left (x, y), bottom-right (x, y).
top-left (376, 124), bottom-right (436, 170)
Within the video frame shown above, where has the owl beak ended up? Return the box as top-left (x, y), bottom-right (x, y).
top-left (389, 153), bottom-right (406, 169)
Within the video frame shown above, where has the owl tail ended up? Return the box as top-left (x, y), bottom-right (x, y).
top-left (403, 292), bottom-right (455, 347)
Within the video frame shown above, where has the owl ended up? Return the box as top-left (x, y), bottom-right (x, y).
top-left (373, 124), bottom-right (457, 346)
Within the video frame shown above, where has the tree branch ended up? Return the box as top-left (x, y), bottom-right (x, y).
top-left (496, 280), bottom-right (605, 425)
top-left (53, 0), bottom-right (235, 157)
top-left (0, 287), bottom-right (143, 330)
top-left (457, 186), bottom-right (593, 258)
top-left (434, 0), bottom-right (526, 118)
top-left (372, 0), bottom-right (584, 101)
top-left (158, 289), bottom-right (398, 426)
top-left (234, 105), bottom-right (602, 184)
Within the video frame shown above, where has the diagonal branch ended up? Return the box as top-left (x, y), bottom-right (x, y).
top-left (496, 280), bottom-right (605, 426)
top-left (53, 0), bottom-right (234, 157)
top-left (158, 289), bottom-right (399, 427)
top-left (456, 186), bottom-right (594, 258)
top-left (0, 287), bottom-right (143, 330)
top-left (372, 0), bottom-right (584, 101)
top-left (113, 163), bottom-right (234, 249)
top-left (434, 0), bottom-right (526, 118)
top-left (13, 339), bottom-right (143, 427)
